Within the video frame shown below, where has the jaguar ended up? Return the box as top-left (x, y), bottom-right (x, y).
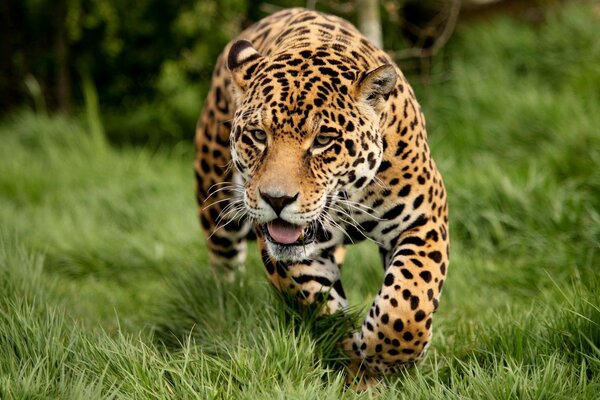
top-left (194, 7), bottom-right (449, 380)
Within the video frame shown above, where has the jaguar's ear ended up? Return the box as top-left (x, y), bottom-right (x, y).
top-left (356, 64), bottom-right (397, 109)
top-left (228, 40), bottom-right (263, 92)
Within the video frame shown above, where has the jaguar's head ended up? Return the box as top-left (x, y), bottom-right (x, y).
top-left (227, 40), bottom-right (396, 261)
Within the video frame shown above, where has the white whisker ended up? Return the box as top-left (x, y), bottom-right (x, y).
top-left (202, 197), bottom-right (237, 211)
top-left (320, 210), bottom-right (355, 244)
top-left (208, 204), bottom-right (249, 240)
top-left (372, 176), bottom-right (389, 191)
top-left (206, 182), bottom-right (245, 201)
top-left (216, 199), bottom-right (245, 224)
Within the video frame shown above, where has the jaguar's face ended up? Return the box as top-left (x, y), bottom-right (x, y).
top-left (227, 40), bottom-right (396, 261)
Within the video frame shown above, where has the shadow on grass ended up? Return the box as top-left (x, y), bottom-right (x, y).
top-left (149, 264), bottom-right (361, 376)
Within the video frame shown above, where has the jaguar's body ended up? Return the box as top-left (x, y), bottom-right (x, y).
top-left (194, 8), bottom-right (449, 379)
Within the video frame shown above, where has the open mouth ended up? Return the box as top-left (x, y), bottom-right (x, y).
top-left (261, 218), bottom-right (316, 246)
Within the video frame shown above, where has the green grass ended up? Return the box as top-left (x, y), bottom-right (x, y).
top-left (1, 3), bottom-right (599, 398)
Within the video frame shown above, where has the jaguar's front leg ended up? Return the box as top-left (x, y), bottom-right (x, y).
top-left (257, 230), bottom-right (348, 315)
top-left (345, 214), bottom-right (449, 377)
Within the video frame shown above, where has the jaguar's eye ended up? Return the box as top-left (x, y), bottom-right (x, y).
top-left (250, 129), bottom-right (267, 143)
top-left (314, 135), bottom-right (334, 148)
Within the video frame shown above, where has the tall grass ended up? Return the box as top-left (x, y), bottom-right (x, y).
top-left (0, 3), bottom-right (599, 398)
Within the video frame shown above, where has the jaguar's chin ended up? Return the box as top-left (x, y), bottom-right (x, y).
top-left (259, 218), bottom-right (318, 262)
top-left (265, 240), bottom-right (318, 262)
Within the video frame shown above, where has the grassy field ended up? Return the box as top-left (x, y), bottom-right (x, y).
top-left (1, 4), bottom-right (599, 399)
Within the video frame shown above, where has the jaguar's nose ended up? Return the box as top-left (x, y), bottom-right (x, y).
top-left (259, 190), bottom-right (299, 216)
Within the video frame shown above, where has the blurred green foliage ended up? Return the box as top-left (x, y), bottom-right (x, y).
top-left (2, 0), bottom-right (424, 144)
top-left (3, 1), bottom-right (595, 145)
top-left (2, 0), bottom-right (250, 143)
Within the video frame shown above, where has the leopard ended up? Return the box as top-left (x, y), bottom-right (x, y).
top-left (194, 8), bottom-right (449, 380)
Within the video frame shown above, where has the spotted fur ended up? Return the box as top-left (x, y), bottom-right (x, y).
top-left (194, 8), bottom-right (449, 379)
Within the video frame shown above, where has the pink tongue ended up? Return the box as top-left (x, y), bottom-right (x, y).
top-left (267, 220), bottom-right (304, 244)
